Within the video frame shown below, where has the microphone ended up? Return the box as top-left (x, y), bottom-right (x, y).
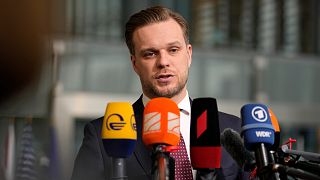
top-left (142, 97), bottom-right (180, 180)
top-left (273, 163), bottom-right (320, 180)
top-left (241, 104), bottom-right (275, 180)
top-left (101, 102), bottom-right (137, 180)
top-left (220, 128), bottom-right (256, 171)
top-left (281, 145), bottom-right (320, 163)
top-left (287, 159), bottom-right (320, 177)
top-left (277, 145), bottom-right (320, 179)
top-left (268, 108), bottom-right (282, 180)
top-left (269, 108), bottom-right (280, 151)
top-left (190, 98), bottom-right (221, 171)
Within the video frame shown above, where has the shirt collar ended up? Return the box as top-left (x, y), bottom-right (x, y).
top-left (142, 91), bottom-right (191, 115)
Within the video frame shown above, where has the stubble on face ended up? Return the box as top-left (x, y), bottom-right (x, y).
top-left (141, 68), bottom-right (189, 99)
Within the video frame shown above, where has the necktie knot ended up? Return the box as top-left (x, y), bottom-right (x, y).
top-left (179, 108), bottom-right (189, 115)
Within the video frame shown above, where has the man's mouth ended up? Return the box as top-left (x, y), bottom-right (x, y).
top-left (155, 74), bottom-right (174, 83)
top-left (156, 74), bottom-right (173, 79)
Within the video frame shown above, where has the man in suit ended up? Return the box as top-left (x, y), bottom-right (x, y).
top-left (71, 6), bottom-right (248, 180)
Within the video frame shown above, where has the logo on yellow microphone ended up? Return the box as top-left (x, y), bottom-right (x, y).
top-left (106, 113), bottom-right (126, 130)
top-left (101, 102), bottom-right (137, 140)
top-left (130, 114), bottom-right (136, 131)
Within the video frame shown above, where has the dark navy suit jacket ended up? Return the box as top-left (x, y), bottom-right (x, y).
top-left (71, 96), bottom-right (249, 180)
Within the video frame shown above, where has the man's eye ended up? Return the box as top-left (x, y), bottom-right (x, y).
top-left (143, 51), bottom-right (156, 58)
top-left (169, 48), bottom-right (179, 53)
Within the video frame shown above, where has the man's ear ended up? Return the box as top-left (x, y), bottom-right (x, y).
top-left (187, 44), bottom-right (192, 68)
top-left (131, 55), bottom-right (139, 74)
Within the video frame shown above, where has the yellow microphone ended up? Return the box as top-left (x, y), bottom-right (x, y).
top-left (101, 102), bottom-right (136, 179)
top-left (101, 102), bottom-right (136, 158)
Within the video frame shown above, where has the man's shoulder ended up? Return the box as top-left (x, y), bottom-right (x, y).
top-left (218, 111), bottom-right (241, 132)
top-left (218, 111), bottom-right (240, 121)
top-left (87, 116), bottom-right (104, 129)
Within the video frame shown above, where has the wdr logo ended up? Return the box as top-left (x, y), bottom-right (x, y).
top-left (251, 106), bottom-right (268, 122)
top-left (255, 131), bottom-right (272, 138)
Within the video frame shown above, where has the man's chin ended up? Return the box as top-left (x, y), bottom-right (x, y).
top-left (153, 87), bottom-right (179, 98)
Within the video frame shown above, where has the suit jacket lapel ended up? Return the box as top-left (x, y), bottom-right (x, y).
top-left (132, 95), bottom-right (152, 177)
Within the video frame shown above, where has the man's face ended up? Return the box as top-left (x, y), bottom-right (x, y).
top-left (131, 18), bottom-right (192, 100)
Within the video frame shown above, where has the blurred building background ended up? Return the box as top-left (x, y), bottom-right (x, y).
top-left (0, 0), bottom-right (320, 180)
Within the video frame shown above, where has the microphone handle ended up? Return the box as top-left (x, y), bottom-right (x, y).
top-left (112, 158), bottom-right (128, 180)
top-left (151, 146), bottom-right (171, 180)
top-left (196, 169), bottom-right (217, 180)
top-left (293, 161), bottom-right (320, 176)
top-left (284, 149), bottom-right (320, 162)
top-left (269, 151), bottom-right (281, 180)
top-left (274, 164), bottom-right (320, 180)
top-left (254, 143), bottom-right (270, 180)
top-left (255, 143), bottom-right (280, 180)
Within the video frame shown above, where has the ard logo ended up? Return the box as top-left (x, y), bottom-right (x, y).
top-left (251, 106), bottom-right (268, 122)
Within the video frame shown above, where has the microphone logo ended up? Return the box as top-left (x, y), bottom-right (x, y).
top-left (197, 110), bottom-right (207, 138)
top-left (255, 131), bottom-right (272, 138)
top-left (251, 106), bottom-right (268, 122)
top-left (106, 113), bottom-right (126, 130)
top-left (167, 112), bottom-right (179, 135)
top-left (143, 112), bottom-right (179, 135)
top-left (144, 112), bottom-right (161, 133)
top-left (130, 114), bottom-right (136, 131)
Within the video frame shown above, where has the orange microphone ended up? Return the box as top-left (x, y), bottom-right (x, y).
top-left (268, 108), bottom-right (280, 150)
top-left (142, 97), bottom-right (180, 180)
top-left (142, 97), bottom-right (180, 147)
top-left (268, 108), bottom-right (282, 180)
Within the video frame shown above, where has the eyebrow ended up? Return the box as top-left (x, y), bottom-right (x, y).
top-left (167, 41), bottom-right (183, 46)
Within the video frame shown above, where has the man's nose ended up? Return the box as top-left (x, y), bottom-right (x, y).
top-left (157, 50), bottom-right (170, 67)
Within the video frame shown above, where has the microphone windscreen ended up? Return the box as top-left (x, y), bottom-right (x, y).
top-left (190, 98), bottom-right (221, 169)
top-left (142, 97), bottom-right (180, 147)
top-left (221, 128), bottom-right (255, 170)
top-left (241, 104), bottom-right (275, 151)
top-left (101, 102), bottom-right (137, 158)
top-left (269, 108), bottom-right (281, 150)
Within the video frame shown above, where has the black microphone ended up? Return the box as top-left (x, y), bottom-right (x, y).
top-left (273, 164), bottom-right (320, 180)
top-left (220, 128), bottom-right (256, 171)
top-left (287, 159), bottom-right (320, 176)
top-left (281, 145), bottom-right (320, 163)
top-left (190, 98), bottom-right (222, 179)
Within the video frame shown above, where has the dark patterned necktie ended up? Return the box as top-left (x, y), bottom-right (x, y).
top-left (170, 134), bottom-right (193, 180)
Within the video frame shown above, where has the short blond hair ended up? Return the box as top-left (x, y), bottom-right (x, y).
top-left (125, 6), bottom-right (189, 55)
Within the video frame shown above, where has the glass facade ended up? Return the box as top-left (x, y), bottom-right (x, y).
top-left (1, 1), bottom-right (320, 180)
